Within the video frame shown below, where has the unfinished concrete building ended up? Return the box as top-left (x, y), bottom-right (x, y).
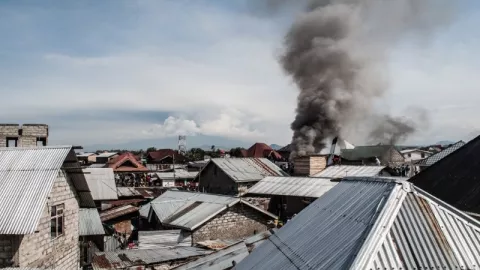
top-left (0, 124), bottom-right (48, 147)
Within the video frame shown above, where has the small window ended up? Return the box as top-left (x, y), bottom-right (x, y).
top-left (36, 137), bottom-right (47, 146)
top-left (421, 153), bottom-right (425, 158)
top-left (408, 153), bottom-right (411, 157)
top-left (51, 204), bottom-right (65, 239)
top-left (6, 137), bottom-right (17, 147)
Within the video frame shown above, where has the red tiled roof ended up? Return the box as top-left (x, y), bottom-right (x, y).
top-left (147, 149), bottom-right (186, 162)
top-left (108, 152), bottom-right (149, 172)
top-left (247, 143), bottom-right (282, 159)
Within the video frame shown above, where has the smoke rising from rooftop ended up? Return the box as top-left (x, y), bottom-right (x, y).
top-left (259, 0), bottom-right (452, 158)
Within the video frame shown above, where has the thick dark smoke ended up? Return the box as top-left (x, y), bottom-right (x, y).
top-left (263, 0), bottom-right (453, 158)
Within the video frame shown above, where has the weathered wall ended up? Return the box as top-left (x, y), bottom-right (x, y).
top-left (17, 170), bottom-right (80, 269)
top-left (192, 203), bottom-right (271, 243)
top-left (0, 124), bottom-right (48, 147)
top-left (382, 147), bottom-right (405, 165)
top-left (198, 163), bottom-right (237, 195)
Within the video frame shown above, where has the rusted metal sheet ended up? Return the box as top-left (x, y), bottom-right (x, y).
top-left (100, 205), bottom-right (139, 222)
top-left (208, 158), bottom-right (288, 183)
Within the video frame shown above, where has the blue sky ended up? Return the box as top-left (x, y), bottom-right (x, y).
top-left (0, 0), bottom-right (479, 150)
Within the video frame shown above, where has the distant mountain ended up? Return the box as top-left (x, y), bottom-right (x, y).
top-left (270, 144), bottom-right (283, 150)
top-left (436, 140), bottom-right (455, 146)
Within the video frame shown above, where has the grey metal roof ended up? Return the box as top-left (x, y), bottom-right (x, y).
top-left (83, 168), bottom-right (118, 200)
top-left (149, 190), bottom-right (276, 231)
top-left (79, 208), bottom-right (105, 236)
top-left (236, 177), bottom-right (480, 270)
top-left (0, 145), bottom-right (74, 234)
top-left (96, 152), bottom-right (118, 158)
top-left (92, 247), bottom-right (212, 269)
top-left (246, 176), bottom-right (338, 198)
top-left (207, 158), bottom-right (288, 183)
top-left (156, 170), bottom-right (198, 180)
top-left (312, 165), bottom-right (386, 178)
top-left (415, 140), bottom-right (465, 166)
top-left (76, 152), bottom-right (96, 157)
top-left (138, 230), bottom-right (191, 249)
top-left (116, 187), bottom-right (142, 197)
top-left (173, 242), bottom-right (249, 270)
top-left (139, 203), bottom-right (151, 218)
top-left (88, 163), bottom-right (107, 168)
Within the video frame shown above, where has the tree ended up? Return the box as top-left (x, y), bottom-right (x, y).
top-left (229, 147), bottom-right (246, 157)
top-left (185, 148), bottom-right (206, 161)
top-left (146, 147), bottom-right (157, 153)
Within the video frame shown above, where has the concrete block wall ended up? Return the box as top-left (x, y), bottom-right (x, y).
top-left (192, 203), bottom-right (271, 243)
top-left (0, 124), bottom-right (48, 147)
top-left (17, 170), bottom-right (80, 269)
top-left (0, 124), bottom-right (20, 147)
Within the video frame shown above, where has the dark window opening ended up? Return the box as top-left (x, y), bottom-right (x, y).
top-left (6, 137), bottom-right (18, 147)
top-left (421, 153), bottom-right (425, 158)
top-left (51, 204), bottom-right (65, 239)
top-left (407, 153), bottom-right (411, 157)
top-left (36, 137), bottom-right (47, 146)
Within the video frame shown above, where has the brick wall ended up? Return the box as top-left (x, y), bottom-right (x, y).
top-left (0, 124), bottom-right (48, 147)
top-left (192, 203), bottom-right (271, 243)
top-left (0, 124), bottom-right (20, 147)
top-left (17, 170), bottom-right (80, 269)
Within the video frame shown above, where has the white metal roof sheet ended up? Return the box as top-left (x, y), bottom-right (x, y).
top-left (138, 230), bottom-right (191, 249)
top-left (96, 152), bottom-right (118, 158)
top-left (237, 177), bottom-right (480, 270)
top-left (209, 158), bottom-right (288, 182)
top-left (156, 170), bottom-right (198, 180)
top-left (173, 242), bottom-right (249, 270)
top-left (92, 247), bottom-right (212, 269)
top-left (83, 168), bottom-right (118, 200)
top-left (312, 165), bottom-right (386, 178)
top-left (246, 176), bottom-right (338, 197)
top-left (79, 208), bottom-right (105, 236)
top-left (116, 187), bottom-right (141, 197)
top-left (0, 146), bottom-right (73, 234)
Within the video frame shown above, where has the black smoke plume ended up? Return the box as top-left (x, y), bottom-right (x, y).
top-left (264, 0), bottom-right (453, 158)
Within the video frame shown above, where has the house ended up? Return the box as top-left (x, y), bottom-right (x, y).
top-left (79, 208), bottom-right (105, 267)
top-left (155, 169), bottom-right (198, 187)
top-left (236, 177), bottom-right (480, 270)
top-left (147, 190), bottom-right (277, 244)
top-left (414, 140), bottom-right (465, 171)
top-left (245, 143), bottom-right (282, 160)
top-left (278, 139), bottom-right (355, 160)
top-left (341, 145), bottom-right (404, 165)
top-left (0, 123), bottom-right (48, 147)
top-left (409, 136), bottom-right (480, 217)
top-left (107, 152), bottom-right (149, 173)
top-left (95, 152), bottom-right (118, 164)
top-left (83, 168), bottom-right (118, 208)
top-left (99, 205), bottom-right (140, 241)
top-left (146, 149), bottom-right (187, 170)
top-left (76, 152), bottom-right (97, 165)
top-left (400, 148), bottom-right (433, 162)
top-left (196, 158), bottom-right (289, 195)
top-left (0, 145), bottom-right (98, 269)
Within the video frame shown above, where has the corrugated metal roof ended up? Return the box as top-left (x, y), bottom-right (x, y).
top-left (149, 190), bottom-right (276, 231)
top-left (139, 203), bottom-right (151, 218)
top-left (88, 163), bottom-right (107, 169)
top-left (138, 230), bottom-right (191, 249)
top-left (79, 208), bottom-right (105, 236)
top-left (207, 158), bottom-right (288, 183)
top-left (246, 176), bottom-right (338, 197)
top-left (92, 247), bottom-right (212, 269)
top-left (116, 187), bottom-right (141, 197)
top-left (96, 152), bottom-right (118, 158)
top-left (0, 145), bottom-right (74, 234)
top-left (83, 168), bottom-right (118, 200)
top-left (236, 179), bottom-right (395, 270)
top-left (76, 152), bottom-right (96, 157)
top-left (100, 205), bottom-right (139, 222)
top-left (0, 268), bottom-right (45, 270)
top-left (173, 242), bottom-right (249, 270)
top-left (156, 170), bottom-right (198, 180)
top-left (312, 165), bottom-right (386, 178)
top-left (415, 140), bottom-right (465, 166)
top-left (236, 177), bottom-right (480, 270)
